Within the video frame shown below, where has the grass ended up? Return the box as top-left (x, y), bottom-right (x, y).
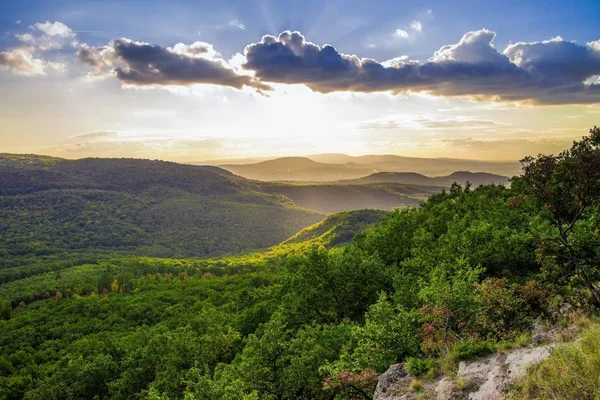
top-left (508, 318), bottom-right (600, 399)
top-left (410, 379), bottom-right (423, 392)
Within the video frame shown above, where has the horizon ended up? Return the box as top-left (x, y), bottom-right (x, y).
top-left (1, 0), bottom-right (599, 161)
top-left (1, 150), bottom-right (523, 164)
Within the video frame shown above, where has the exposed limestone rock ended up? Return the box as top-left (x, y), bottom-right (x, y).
top-left (372, 364), bottom-right (413, 400)
top-left (373, 346), bottom-right (553, 400)
top-left (434, 377), bottom-right (455, 399)
top-left (457, 346), bottom-right (552, 399)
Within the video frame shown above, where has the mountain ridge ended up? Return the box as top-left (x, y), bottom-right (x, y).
top-left (214, 155), bottom-right (520, 181)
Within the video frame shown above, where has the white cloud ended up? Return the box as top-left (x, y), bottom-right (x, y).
top-left (411, 20), bottom-right (422, 32)
top-left (15, 20), bottom-right (76, 51)
top-left (228, 19), bottom-right (245, 30)
top-left (0, 47), bottom-right (65, 76)
top-left (429, 29), bottom-right (508, 65)
top-left (395, 29), bottom-right (409, 38)
top-left (359, 114), bottom-right (505, 130)
top-left (32, 21), bottom-right (75, 38)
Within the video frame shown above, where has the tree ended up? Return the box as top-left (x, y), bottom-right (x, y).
top-left (513, 127), bottom-right (600, 306)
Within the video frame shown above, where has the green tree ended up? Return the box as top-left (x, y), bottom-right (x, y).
top-left (514, 127), bottom-right (600, 306)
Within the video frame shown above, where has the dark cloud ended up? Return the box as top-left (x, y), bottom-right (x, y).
top-left (71, 28), bottom-right (600, 103)
top-left (243, 30), bottom-right (600, 104)
top-left (504, 37), bottom-right (600, 82)
top-left (78, 39), bottom-right (270, 91)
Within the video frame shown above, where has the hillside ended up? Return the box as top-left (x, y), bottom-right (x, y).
top-left (282, 209), bottom-right (388, 247)
top-left (214, 154), bottom-right (520, 181)
top-left (0, 155), bottom-right (444, 262)
top-left (0, 154), bottom-right (323, 259)
top-left (343, 171), bottom-right (510, 187)
top-left (260, 182), bottom-right (441, 213)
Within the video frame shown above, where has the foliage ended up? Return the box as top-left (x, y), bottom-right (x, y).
top-left (282, 209), bottom-right (388, 247)
top-left (405, 357), bottom-right (438, 377)
top-left (513, 126), bottom-right (600, 305)
top-left (2, 129), bottom-right (600, 399)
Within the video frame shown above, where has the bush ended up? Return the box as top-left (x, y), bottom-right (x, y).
top-left (448, 340), bottom-right (497, 362)
top-left (406, 357), bottom-right (437, 377)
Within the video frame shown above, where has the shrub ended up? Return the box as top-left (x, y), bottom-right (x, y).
top-left (448, 340), bottom-right (497, 362)
top-left (406, 357), bottom-right (438, 377)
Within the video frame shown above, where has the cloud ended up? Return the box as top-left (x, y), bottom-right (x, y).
top-left (15, 21), bottom-right (76, 52)
top-left (70, 130), bottom-right (119, 140)
top-left (242, 30), bottom-right (600, 104)
top-left (55, 129), bottom-right (223, 158)
top-left (395, 29), bottom-right (409, 39)
top-left (78, 39), bottom-right (270, 91)
top-left (228, 19), bottom-right (245, 30)
top-left (7, 23), bottom-right (597, 104)
top-left (359, 114), bottom-right (504, 130)
top-left (16, 32), bottom-right (64, 51)
top-left (504, 36), bottom-right (600, 82)
top-left (0, 47), bottom-right (65, 76)
top-left (32, 21), bottom-right (75, 38)
top-left (440, 136), bottom-right (577, 158)
top-left (411, 21), bottom-right (422, 32)
top-left (429, 29), bottom-right (511, 66)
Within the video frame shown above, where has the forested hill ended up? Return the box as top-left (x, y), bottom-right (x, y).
top-left (282, 209), bottom-right (388, 247)
top-left (0, 154), bottom-right (324, 259)
top-left (0, 154), bottom-right (444, 260)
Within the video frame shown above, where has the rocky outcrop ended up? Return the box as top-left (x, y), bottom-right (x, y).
top-left (373, 345), bottom-right (553, 400)
top-left (457, 346), bottom-right (552, 399)
top-left (372, 364), bottom-right (413, 400)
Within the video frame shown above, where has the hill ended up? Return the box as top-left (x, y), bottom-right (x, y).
top-left (343, 171), bottom-right (510, 187)
top-left (220, 157), bottom-right (364, 181)
top-left (0, 154), bottom-right (448, 261)
top-left (216, 155), bottom-right (520, 181)
top-left (0, 154), bottom-right (324, 259)
top-left (260, 182), bottom-right (442, 213)
top-left (282, 209), bottom-right (388, 247)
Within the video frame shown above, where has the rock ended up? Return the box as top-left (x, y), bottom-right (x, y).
top-left (374, 345), bottom-right (553, 400)
top-left (434, 377), bottom-right (455, 399)
top-left (457, 346), bottom-right (552, 400)
top-left (373, 363), bottom-right (413, 400)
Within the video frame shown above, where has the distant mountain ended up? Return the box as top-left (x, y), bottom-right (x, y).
top-left (220, 157), bottom-right (367, 182)
top-left (307, 154), bottom-right (520, 176)
top-left (282, 209), bottom-right (388, 247)
top-left (217, 155), bottom-right (520, 181)
top-left (343, 171), bottom-right (510, 187)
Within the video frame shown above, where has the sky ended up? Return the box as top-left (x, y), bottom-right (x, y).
top-left (1, 0), bottom-right (600, 162)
